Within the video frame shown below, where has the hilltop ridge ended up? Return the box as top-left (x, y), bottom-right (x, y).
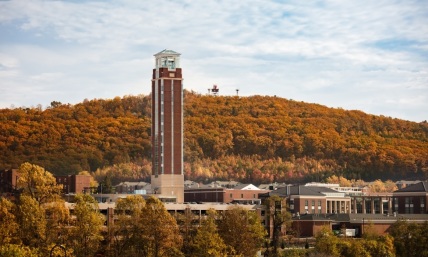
top-left (1, 91), bottom-right (427, 183)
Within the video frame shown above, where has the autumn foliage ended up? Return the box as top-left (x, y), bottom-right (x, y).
top-left (1, 92), bottom-right (427, 183)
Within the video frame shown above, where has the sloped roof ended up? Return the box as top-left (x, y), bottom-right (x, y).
top-left (290, 186), bottom-right (326, 196)
top-left (263, 185), bottom-right (345, 198)
top-left (154, 49), bottom-right (181, 56)
top-left (233, 184), bottom-right (260, 190)
top-left (115, 181), bottom-right (149, 187)
top-left (258, 183), bottom-right (288, 190)
top-left (394, 182), bottom-right (428, 193)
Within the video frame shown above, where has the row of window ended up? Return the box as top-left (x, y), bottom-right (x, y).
top-left (229, 193), bottom-right (257, 198)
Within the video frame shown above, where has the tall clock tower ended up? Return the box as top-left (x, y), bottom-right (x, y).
top-left (151, 49), bottom-right (184, 203)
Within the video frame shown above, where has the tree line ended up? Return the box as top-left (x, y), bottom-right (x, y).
top-left (1, 92), bottom-right (427, 183)
top-left (0, 163), bottom-right (266, 257)
top-left (3, 163), bottom-right (427, 257)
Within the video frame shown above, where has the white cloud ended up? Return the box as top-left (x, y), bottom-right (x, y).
top-left (0, 0), bottom-right (427, 121)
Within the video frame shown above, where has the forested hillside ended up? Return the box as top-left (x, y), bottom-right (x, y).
top-left (1, 92), bottom-right (427, 183)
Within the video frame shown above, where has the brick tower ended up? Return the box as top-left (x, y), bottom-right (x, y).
top-left (151, 49), bottom-right (184, 203)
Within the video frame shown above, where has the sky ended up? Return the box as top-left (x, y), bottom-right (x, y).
top-left (0, 0), bottom-right (427, 122)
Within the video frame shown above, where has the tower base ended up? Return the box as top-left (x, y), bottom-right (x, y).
top-left (151, 174), bottom-right (184, 203)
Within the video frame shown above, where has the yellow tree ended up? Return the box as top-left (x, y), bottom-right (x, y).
top-left (191, 209), bottom-right (229, 257)
top-left (314, 226), bottom-right (340, 257)
top-left (17, 162), bottom-right (63, 204)
top-left (345, 239), bottom-right (370, 257)
top-left (0, 244), bottom-right (39, 257)
top-left (139, 197), bottom-right (183, 257)
top-left (384, 180), bottom-right (398, 192)
top-left (110, 195), bottom-right (146, 257)
top-left (0, 197), bottom-right (19, 245)
top-left (326, 175), bottom-right (352, 187)
top-left (352, 179), bottom-right (366, 187)
top-left (44, 200), bottom-right (71, 249)
top-left (15, 163), bottom-right (69, 255)
top-left (326, 175), bottom-right (339, 184)
top-left (78, 170), bottom-right (98, 188)
top-left (338, 176), bottom-right (352, 187)
top-left (16, 195), bottom-right (47, 249)
top-left (367, 179), bottom-right (387, 193)
top-left (176, 207), bottom-right (197, 256)
top-left (217, 206), bottom-right (266, 257)
top-left (362, 234), bottom-right (396, 257)
top-left (69, 194), bottom-right (105, 257)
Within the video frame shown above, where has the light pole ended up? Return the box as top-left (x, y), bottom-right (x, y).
top-left (362, 218), bottom-right (365, 236)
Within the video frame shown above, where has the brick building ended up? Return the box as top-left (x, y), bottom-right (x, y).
top-left (55, 175), bottom-right (91, 194)
top-left (0, 169), bottom-right (19, 194)
top-left (392, 181), bottom-right (428, 214)
top-left (184, 184), bottom-right (269, 204)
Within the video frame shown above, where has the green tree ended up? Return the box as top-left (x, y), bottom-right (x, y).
top-left (191, 209), bottom-right (229, 257)
top-left (69, 194), bottom-right (105, 257)
top-left (218, 206), bottom-right (266, 257)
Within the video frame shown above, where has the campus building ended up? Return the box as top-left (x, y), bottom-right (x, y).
top-left (184, 183), bottom-right (269, 204)
top-left (0, 169), bottom-right (19, 194)
top-left (55, 175), bottom-right (91, 194)
top-left (0, 169), bottom-right (91, 195)
top-left (151, 50), bottom-right (185, 203)
top-left (392, 181), bottom-right (428, 214)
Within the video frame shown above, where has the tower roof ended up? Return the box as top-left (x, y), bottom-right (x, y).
top-left (154, 49), bottom-right (181, 57)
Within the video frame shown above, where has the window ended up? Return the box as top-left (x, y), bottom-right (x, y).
top-left (405, 197), bottom-right (414, 214)
top-left (354, 198), bottom-right (361, 213)
top-left (394, 197), bottom-right (399, 212)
